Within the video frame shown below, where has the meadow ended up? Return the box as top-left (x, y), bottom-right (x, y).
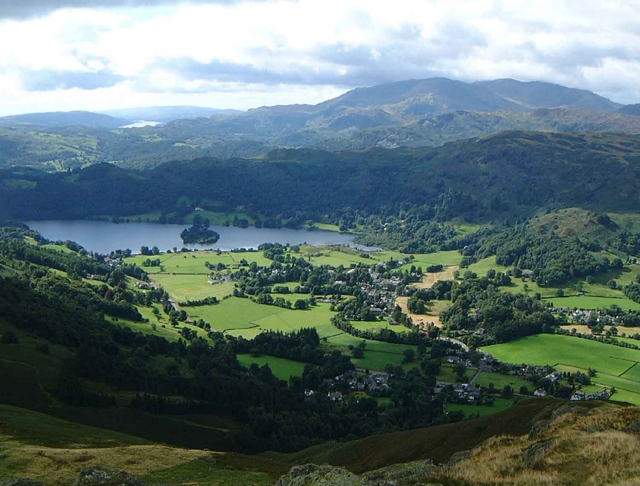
top-left (322, 332), bottom-right (418, 371)
top-left (236, 354), bottom-right (306, 380)
top-left (187, 297), bottom-right (339, 337)
top-left (544, 295), bottom-right (640, 311)
top-left (475, 372), bottom-right (532, 392)
top-left (446, 397), bottom-right (515, 417)
top-left (483, 334), bottom-right (640, 404)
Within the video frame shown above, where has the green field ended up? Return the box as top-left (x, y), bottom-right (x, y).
top-left (237, 354), bottom-right (306, 380)
top-left (126, 249), bottom-right (272, 274)
top-left (322, 333), bottom-right (418, 371)
top-left (446, 397), bottom-right (515, 417)
top-left (484, 334), bottom-right (640, 404)
top-left (397, 250), bottom-right (462, 271)
top-left (476, 372), bottom-right (532, 392)
top-left (152, 274), bottom-right (235, 302)
top-left (187, 297), bottom-right (338, 338)
top-left (545, 295), bottom-right (640, 311)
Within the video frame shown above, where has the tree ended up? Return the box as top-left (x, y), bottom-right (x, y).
top-left (402, 348), bottom-right (415, 363)
top-left (294, 299), bottom-right (309, 310)
top-left (501, 385), bottom-right (514, 398)
top-left (351, 347), bottom-right (364, 359)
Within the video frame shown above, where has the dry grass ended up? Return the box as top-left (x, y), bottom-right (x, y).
top-left (0, 441), bottom-right (210, 485)
top-left (395, 296), bottom-right (444, 328)
top-left (394, 267), bottom-right (457, 328)
top-left (441, 404), bottom-right (640, 486)
top-left (414, 266), bottom-right (459, 289)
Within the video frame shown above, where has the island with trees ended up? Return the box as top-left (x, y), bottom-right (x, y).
top-left (180, 215), bottom-right (220, 244)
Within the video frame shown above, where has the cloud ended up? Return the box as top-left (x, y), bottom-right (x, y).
top-left (20, 69), bottom-right (126, 90)
top-left (0, 0), bottom-right (262, 19)
top-left (2, 0), bottom-right (640, 115)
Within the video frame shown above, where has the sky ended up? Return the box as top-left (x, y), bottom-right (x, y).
top-left (0, 0), bottom-right (639, 116)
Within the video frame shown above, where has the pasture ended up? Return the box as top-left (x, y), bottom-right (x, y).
top-left (152, 274), bottom-right (234, 302)
top-left (475, 372), bottom-right (532, 392)
top-left (545, 295), bottom-right (640, 311)
top-left (446, 397), bottom-right (515, 417)
top-left (236, 354), bottom-right (306, 380)
top-left (188, 297), bottom-right (338, 337)
top-left (322, 332), bottom-right (418, 371)
top-left (483, 334), bottom-right (640, 404)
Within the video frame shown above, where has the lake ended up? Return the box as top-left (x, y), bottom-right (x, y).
top-left (25, 220), bottom-right (367, 254)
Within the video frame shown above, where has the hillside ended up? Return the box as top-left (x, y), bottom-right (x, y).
top-left (3, 131), bottom-right (640, 222)
top-left (4, 398), bottom-right (639, 485)
top-left (476, 78), bottom-right (622, 112)
top-left (275, 401), bottom-right (640, 486)
top-left (620, 103), bottom-right (640, 116)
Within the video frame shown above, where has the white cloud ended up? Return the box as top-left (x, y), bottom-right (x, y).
top-left (0, 0), bottom-right (639, 115)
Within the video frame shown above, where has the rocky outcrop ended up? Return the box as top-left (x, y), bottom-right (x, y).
top-left (73, 468), bottom-right (144, 486)
top-left (275, 464), bottom-right (366, 486)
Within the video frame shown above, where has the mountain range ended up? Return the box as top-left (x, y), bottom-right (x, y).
top-left (0, 77), bottom-right (639, 171)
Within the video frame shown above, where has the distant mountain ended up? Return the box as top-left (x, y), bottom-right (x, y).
top-left (0, 111), bottom-right (130, 129)
top-left (476, 78), bottom-right (622, 112)
top-left (101, 106), bottom-right (243, 123)
top-left (312, 77), bottom-right (527, 116)
top-left (619, 103), bottom-right (640, 116)
top-left (206, 77), bottom-right (626, 137)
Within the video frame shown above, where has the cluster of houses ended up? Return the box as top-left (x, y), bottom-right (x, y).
top-left (304, 371), bottom-right (390, 403)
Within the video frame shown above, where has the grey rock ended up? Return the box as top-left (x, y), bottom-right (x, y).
top-left (448, 450), bottom-right (473, 467)
top-left (523, 439), bottom-right (556, 468)
top-left (73, 468), bottom-right (143, 486)
top-left (626, 419), bottom-right (640, 434)
top-left (275, 464), bottom-right (366, 486)
top-left (529, 419), bottom-right (552, 440)
top-left (362, 459), bottom-right (435, 485)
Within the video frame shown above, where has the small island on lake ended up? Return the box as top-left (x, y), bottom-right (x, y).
top-left (180, 216), bottom-right (220, 244)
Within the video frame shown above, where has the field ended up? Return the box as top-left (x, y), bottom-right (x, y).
top-left (475, 372), bottom-right (532, 392)
top-left (446, 397), bottom-right (515, 417)
top-left (152, 274), bottom-right (235, 302)
top-left (544, 295), bottom-right (640, 311)
top-left (483, 334), bottom-right (640, 404)
top-left (237, 354), bottom-right (306, 380)
top-left (322, 333), bottom-right (418, 371)
top-left (397, 250), bottom-right (462, 271)
top-left (187, 297), bottom-right (339, 337)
